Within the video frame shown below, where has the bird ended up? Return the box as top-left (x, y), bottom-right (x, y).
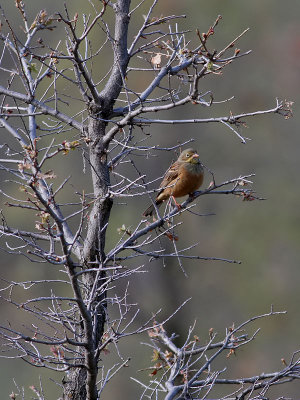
top-left (143, 148), bottom-right (204, 217)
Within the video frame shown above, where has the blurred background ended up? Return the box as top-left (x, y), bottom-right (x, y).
top-left (0, 0), bottom-right (299, 398)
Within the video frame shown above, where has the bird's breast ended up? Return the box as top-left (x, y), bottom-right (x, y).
top-left (171, 164), bottom-right (204, 198)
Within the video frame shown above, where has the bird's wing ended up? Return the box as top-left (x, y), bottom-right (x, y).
top-left (159, 161), bottom-right (181, 189)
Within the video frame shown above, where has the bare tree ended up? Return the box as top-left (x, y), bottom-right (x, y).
top-left (0, 1), bottom-right (297, 399)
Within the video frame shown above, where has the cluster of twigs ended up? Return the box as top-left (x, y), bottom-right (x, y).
top-left (134, 307), bottom-right (300, 400)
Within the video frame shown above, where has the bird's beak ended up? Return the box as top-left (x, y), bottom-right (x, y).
top-left (190, 153), bottom-right (200, 163)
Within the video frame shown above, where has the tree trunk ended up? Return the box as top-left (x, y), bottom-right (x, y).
top-left (62, 0), bottom-right (131, 395)
top-left (63, 111), bottom-right (112, 400)
top-left (63, 368), bottom-right (87, 400)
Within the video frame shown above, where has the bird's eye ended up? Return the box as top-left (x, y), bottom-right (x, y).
top-left (186, 153), bottom-right (190, 158)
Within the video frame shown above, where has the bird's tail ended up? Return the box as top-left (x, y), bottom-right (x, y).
top-left (142, 201), bottom-right (162, 217)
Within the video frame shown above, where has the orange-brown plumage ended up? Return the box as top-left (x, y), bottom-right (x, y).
top-left (143, 148), bottom-right (204, 217)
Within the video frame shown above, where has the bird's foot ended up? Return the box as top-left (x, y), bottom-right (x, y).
top-left (171, 196), bottom-right (182, 211)
top-left (188, 191), bottom-right (200, 200)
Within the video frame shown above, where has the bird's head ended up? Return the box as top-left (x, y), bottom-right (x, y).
top-left (179, 148), bottom-right (200, 164)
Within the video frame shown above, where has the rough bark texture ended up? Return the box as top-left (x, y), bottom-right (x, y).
top-left (63, 368), bottom-right (87, 400)
top-left (62, 112), bottom-right (113, 400)
top-left (63, 1), bottom-right (130, 398)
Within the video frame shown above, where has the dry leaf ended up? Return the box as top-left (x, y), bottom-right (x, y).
top-left (151, 53), bottom-right (162, 68)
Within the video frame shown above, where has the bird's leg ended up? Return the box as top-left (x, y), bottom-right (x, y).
top-left (171, 196), bottom-right (182, 210)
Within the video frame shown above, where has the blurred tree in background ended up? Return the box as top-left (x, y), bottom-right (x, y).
top-left (0, 0), bottom-right (299, 399)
